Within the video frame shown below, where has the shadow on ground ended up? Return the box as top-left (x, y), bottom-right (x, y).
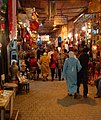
top-left (57, 95), bottom-right (97, 107)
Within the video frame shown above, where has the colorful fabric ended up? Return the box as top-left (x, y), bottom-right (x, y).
top-left (29, 58), bottom-right (38, 68)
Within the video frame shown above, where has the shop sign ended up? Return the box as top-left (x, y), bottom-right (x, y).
top-left (40, 35), bottom-right (49, 41)
top-left (54, 15), bottom-right (67, 25)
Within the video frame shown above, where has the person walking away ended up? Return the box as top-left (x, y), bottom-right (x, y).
top-left (29, 55), bottom-right (38, 80)
top-left (62, 49), bottom-right (69, 80)
top-left (63, 49), bottom-right (68, 59)
top-left (49, 54), bottom-right (56, 81)
top-left (56, 51), bottom-right (65, 81)
top-left (39, 52), bottom-right (50, 81)
top-left (48, 49), bottom-right (54, 59)
top-left (77, 48), bottom-right (89, 98)
top-left (53, 48), bottom-right (58, 78)
top-left (37, 47), bottom-right (41, 61)
top-left (62, 51), bottom-right (82, 98)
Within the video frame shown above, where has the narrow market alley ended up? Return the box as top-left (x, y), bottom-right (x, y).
top-left (13, 80), bottom-right (101, 120)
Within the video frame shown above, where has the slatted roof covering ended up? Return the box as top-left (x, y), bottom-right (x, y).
top-left (18, 0), bottom-right (88, 35)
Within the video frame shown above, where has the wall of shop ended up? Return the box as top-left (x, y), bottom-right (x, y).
top-left (55, 20), bottom-right (74, 40)
top-left (54, 20), bottom-right (74, 50)
top-left (60, 25), bottom-right (68, 41)
top-left (67, 20), bottom-right (74, 35)
top-left (53, 0), bottom-right (101, 50)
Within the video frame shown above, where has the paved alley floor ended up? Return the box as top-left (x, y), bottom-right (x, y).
top-left (13, 80), bottom-right (101, 120)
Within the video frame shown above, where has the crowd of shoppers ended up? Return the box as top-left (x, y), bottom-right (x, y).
top-left (9, 44), bottom-right (101, 99)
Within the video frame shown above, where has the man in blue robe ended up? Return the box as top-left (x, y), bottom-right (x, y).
top-left (62, 51), bottom-right (82, 98)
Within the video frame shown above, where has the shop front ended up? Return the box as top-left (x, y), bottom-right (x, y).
top-left (74, 12), bottom-right (101, 59)
top-left (0, 0), bottom-right (10, 83)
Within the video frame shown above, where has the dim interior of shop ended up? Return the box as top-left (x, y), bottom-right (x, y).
top-left (0, 0), bottom-right (101, 120)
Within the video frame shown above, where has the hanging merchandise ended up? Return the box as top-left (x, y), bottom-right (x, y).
top-left (8, 0), bottom-right (12, 32)
top-left (30, 8), bottom-right (39, 31)
top-left (0, 0), bottom-right (7, 12)
top-left (8, 0), bottom-right (17, 40)
top-left (25, 33), bottom-right (30, 41)
top-left (30, 20), bottom-right (39, 31)
top-left (12, 0), bottom-right (17, 39)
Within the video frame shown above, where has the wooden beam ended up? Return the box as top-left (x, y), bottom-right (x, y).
top-left (57, 6), bottom-right (87, 10)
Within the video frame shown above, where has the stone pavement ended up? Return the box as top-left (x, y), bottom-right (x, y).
top-left (13, 80), bottom-right (101, 120)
